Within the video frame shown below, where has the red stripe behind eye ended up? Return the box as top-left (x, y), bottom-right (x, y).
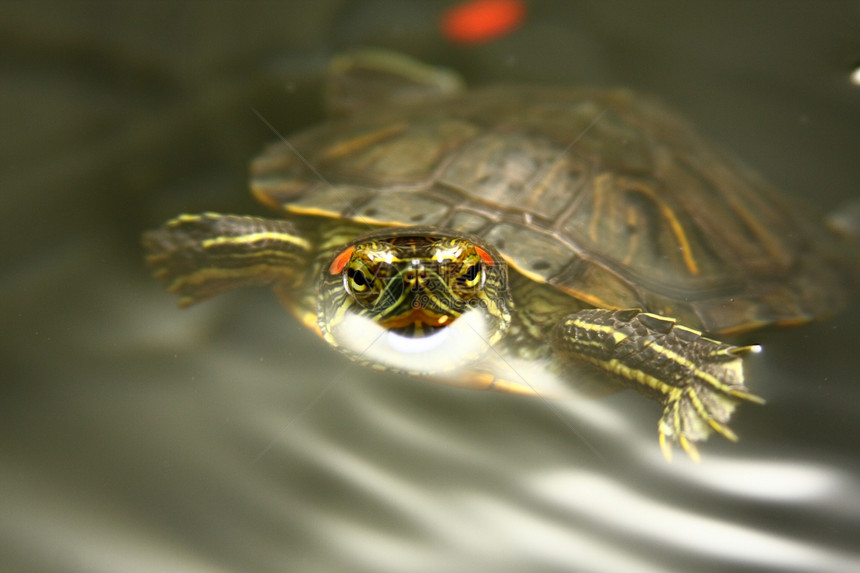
top-left (474, 246), bottom-right (495, 266)
top-left (329, 246), bottom-right (355, 274)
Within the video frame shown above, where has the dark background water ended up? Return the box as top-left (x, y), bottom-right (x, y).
top-left (2, 2), bottom-right (859, 572)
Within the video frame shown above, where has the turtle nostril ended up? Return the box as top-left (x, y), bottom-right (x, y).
top-left (404, 269), bottom-right (427, 282)
top-left (403, 268), bottom-right (429, 292)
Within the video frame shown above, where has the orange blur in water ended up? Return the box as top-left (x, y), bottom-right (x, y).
top-left (441, 0), bottom-right (527, 44)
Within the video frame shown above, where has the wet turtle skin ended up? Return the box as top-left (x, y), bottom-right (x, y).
top-left (143, 50), bottom-right (854, 461)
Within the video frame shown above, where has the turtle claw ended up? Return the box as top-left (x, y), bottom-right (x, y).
top-left (657, 383), bottom-right (759, 462)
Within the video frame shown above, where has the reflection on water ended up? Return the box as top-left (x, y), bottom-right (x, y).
top-left (4, 255), bottom-right (859, 571)
top-left (2, 2), bottom-right (859, 572)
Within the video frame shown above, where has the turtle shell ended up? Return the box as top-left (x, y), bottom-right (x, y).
top-left (250, 86), bottom-right (848, 334)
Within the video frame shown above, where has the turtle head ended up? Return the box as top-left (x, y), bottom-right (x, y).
top-left (318, 228), bottom-right (511, 374)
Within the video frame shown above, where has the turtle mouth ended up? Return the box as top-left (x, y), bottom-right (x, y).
top-left (388, 323), bottom-right (446, 339)
top-left (379, 308), bottom-right (456, 337)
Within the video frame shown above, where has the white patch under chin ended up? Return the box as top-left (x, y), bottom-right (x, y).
top-left (386, 327), bottom-right (450, 354)
top-left (330, 308), bottom-right (491, 374)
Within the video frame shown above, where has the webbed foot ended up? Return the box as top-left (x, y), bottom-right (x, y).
top-left (142, 213), bottom-right (308, 306)
top-left (658, 379), bottom-right (764, 462)
top-left (553, 308), bottom-right (764, 461)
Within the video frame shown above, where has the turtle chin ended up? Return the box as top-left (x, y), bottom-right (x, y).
top-left (386, 324), bottom-right (451, 354)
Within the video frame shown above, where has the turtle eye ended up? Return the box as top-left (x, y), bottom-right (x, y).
top-left (347, 267), bottom-right (370, 293)
top-left (453, 262), bottom-right (483, 294)
top-left (463, 263), bottom-right (480, 283)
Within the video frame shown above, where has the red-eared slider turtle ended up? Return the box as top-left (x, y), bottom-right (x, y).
top-left (143, 50), bottom-right (854, 460)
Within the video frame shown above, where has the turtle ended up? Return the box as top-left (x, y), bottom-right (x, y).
top-left (143, 49), bottom-right (855, 461)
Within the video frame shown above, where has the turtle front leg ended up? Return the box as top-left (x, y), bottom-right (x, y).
top-left (142, 213), bottom-right (311, 307)
top-left (552, 308), bottom-right (764, 461)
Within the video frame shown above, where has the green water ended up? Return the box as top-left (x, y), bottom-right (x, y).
top-left (2, 2), bottom-right (859, 572)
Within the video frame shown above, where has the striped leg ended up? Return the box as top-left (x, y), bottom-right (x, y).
top-left (553, 308), bottom-right (764, 461)
top-left (142, 213), bottom-right (311, 307)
